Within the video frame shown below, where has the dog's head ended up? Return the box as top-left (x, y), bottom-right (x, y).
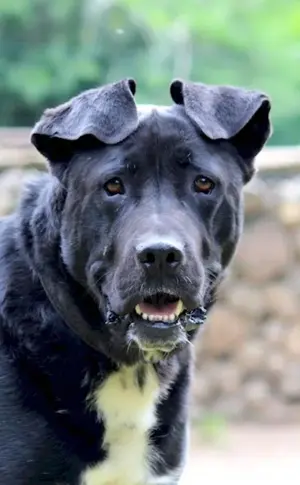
top-left (31, 78), bottom-right (271, 362)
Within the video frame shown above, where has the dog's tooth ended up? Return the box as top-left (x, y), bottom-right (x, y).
top-left (162, 316), bottom-right (169, 322)
top-left (135, 304), bottom-right (142, 315)
top-left (175, 300), bottom-right (184, 316)
top-left (142, 313), bottom-right (149, 320)
top-left (149, 315), bottom-right (156, 321)
top-left (169, 313), bottom-right (175, 322)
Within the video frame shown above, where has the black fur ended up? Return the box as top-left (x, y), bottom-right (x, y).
top-left (0, 79), bottom-right (271, 484)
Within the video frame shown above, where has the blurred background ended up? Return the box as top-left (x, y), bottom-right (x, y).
top-left (1, 0), bottom-right (300, 481)
top-left (0, 0), bottom-right (300, 144)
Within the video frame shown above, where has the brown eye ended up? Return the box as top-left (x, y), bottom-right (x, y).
top-left (194, 175), bottom-right (215, 194)
top-left (104, 178), bottom-right (125, 196)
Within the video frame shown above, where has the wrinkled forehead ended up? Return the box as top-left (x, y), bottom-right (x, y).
top-left (136, 103), bottom-right (195, 136)
top-left (114, 106), bottom-right (233, 174)
top-left (135, 104), bottom-right (200, 151)
top-left (72, 104), bottom-right (233, 181)
top-left (102, 104), bottom-right (206, 166)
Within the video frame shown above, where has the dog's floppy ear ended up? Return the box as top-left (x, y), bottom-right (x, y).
top-left (170, 79), bottom-right (271, 179)
top-left (31, 78), bottom-right (138, 167)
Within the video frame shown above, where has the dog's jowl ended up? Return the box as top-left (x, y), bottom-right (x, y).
top-left (0, 79), bottom-right (272, 484)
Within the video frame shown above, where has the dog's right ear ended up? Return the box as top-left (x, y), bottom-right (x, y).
top-left (31, 79), bottom-right (138, 173)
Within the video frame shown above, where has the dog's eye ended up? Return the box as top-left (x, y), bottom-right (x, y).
top-left (104, 178), bottom-right (125, 196)
top-left (194, 176), bottom-right (215, 194)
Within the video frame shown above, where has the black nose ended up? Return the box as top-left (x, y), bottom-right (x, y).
top-left (136, 242), bottom-right (184, 272)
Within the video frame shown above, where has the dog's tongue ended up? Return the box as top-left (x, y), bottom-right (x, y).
top-left (139, 301), bottom-right (179, 316)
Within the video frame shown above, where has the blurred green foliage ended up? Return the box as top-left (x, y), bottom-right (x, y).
top-left (0, 0), bottom-right (300, 144)
top-left (194, 413), bottom-right (228, 446)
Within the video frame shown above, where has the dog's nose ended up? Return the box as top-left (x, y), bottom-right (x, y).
top-left (136, 242), bottom-right (184, 272)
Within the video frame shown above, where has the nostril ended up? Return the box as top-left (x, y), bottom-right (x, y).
top-left (141, 251), bottom-right (155, 265)
top-left (166, 252), bottom-right (175, 264)
top-left (166, 251), bottom-right (181, 265)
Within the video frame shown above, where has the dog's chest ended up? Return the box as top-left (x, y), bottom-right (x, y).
top-left (81, 365), bottom-right (161, 485)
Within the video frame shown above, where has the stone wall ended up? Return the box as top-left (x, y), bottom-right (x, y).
top-left (192, 173), bottom-right (300, 423)
top-left (0, 131), bottom-right (300, 423)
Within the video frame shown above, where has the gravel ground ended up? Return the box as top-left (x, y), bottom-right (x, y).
top-left (181, 425), bottom-right (300, 484)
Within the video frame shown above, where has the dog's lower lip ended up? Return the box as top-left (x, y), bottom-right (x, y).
top-left (136, 320), bottom-right (179, 330)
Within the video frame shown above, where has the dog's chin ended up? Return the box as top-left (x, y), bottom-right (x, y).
top-left (127, 317), bottom-right (188, 360)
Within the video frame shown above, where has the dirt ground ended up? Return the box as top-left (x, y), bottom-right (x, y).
top-left (181, 425), bottom-right (300, 484)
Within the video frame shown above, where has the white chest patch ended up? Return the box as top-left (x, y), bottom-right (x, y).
top-left (81, 365), bottom-right (162, 485)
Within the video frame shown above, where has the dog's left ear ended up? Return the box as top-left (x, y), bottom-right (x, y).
top-left (170, 79), bottom-right (272, 181)
top-left (31, 78), bottom-right (138, 173)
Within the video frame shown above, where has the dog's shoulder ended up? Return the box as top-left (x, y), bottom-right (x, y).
top-left (0, 172), bottom-right (71, 361)
top-left (0, 341), bottom-right (84, 484)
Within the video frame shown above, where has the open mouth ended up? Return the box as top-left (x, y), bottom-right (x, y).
top-left (104, 292), bottom-right (207, 357)
top-left (134, 293), bottom-right (184, 323)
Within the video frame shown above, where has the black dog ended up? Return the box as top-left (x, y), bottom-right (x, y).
top-left (0, 79), bottom-right (271, 484)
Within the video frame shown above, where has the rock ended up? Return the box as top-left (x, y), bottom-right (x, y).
top-left (244, 178), bottom-right (273, 217)
top-left (202, 306), bottom-right (249, 358)
top-left (226, 285), bottom-right (266, 320)
top-left (234, 220), bottom-right (292, 282)
top-left (211, 394), bottom-right (244, 420)
top-left (263, 284), bottom-right (299, 320)
top-left (277, 201), bottom-right (300, 226)
top-left (259, 401), bottom-right (290, 424)
top-left (284, 325), bottom-right (300, 357)
top-left (237, 341), bottom-right (265, 374)
top-left (260, 320), bottom-right (286, 349)
top-left (275, 177), bottom-right (300, 225)
top-left (281, 362), bottom-right (300, 400)
top-left (213, 362), bottom-right (241, 395)
top-left (0, 168), bottom-right (38, 215)
top-left (294, 230), bottom-right (300, 260)
top-left (283, 404), bottom-right (300, 423)
top-left (260, 402), bottom-right (300, 424)
top-left (244, 191), bottom-right (266, 217)
top-left (191, 371), bottom-right (213, 404)
top-left (277, 176), bottom-right (300, 200)
top-left (243, 379), bottom-right (271, 411)
top-left (266, 352), bottom-right (285, 381)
